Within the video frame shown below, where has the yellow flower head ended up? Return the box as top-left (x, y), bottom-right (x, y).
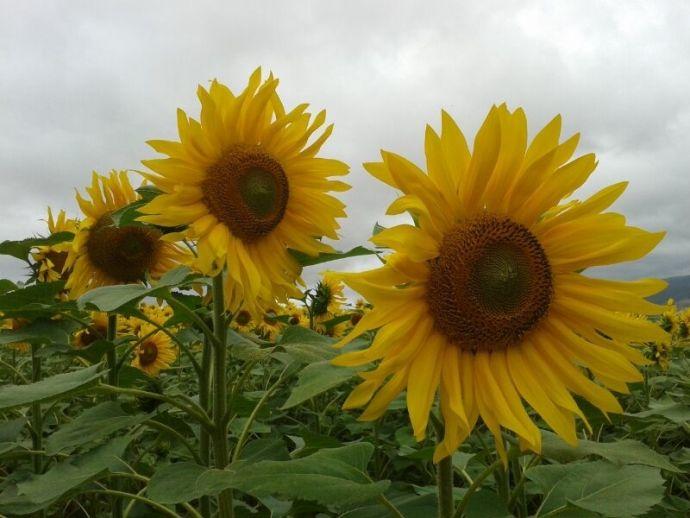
top-left (31, 208), bottom-right (79, 283)
top-left (65, 171), bottom-right (188, 298)
top-left (131, 323), bottom-right (178, 376)
top-left (256, 307), bottom-right (283, 341)
top-left (231, 308), bottom-right (254, 334)
top-left (333, 106), bottom-right (668, 463)
top-left (138, 69), bottom-right (349, 319)
top-left (282, 301), bottom-right (307, 327)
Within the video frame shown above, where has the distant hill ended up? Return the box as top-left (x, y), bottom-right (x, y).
top-left (648, 275), bottom-right (690, 309)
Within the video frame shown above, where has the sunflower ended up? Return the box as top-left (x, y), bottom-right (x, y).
top-left (124, 302), bottom-right (174, 335)
top-left (256, 307), bottom-right (283, 341)
top-left (64, 171), bottom-right (188, 298)
top-left (31, 208), bottom-right (79, 283)
top-left (312, 272), bottom-right (346, 320)
top-left (231, 309), bottom-right (254, 334)
top-left (72, 311), bottom-right (129, 349)
top-left (333, 105), bottom-right (668, 463)
top-left (1, 317), bottom-right (31, 353)
top-left (137, 69), bottom-right (349, 318)
top-left (281, 302), bottom-right (307, 327)
top-left (131, 323), bottom-right (178, 376)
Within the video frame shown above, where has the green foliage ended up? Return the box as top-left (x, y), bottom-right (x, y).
top-left (0, 232), bottom-right (74, 261)
top-left (289, 245), bottom-right (378, 267)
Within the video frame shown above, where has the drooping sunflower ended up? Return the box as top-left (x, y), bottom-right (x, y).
top-left (333, 105), bottom-right (668, 463)
top-left (31, 208), bottom-right (79, 283)
top-left (312, 272), bottom-right (347, 320)
top-left (131, 323), bottom-right (178, 376)
top-left (65, 171), bottom-right (188, 298)
top-left (137, 69), bottom-right (349, 318)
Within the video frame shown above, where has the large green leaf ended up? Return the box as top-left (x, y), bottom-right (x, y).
top-left (527, 460), bottom-right (665, 517)
top-left (78, 266), bottom-right (194, 312)
top-left (281, 360), bottom-right (355, 409)
top-left (148, 443), bottom-right (388, 508)
top-left (540, 430), bottom-right (680, 472)
top-left (277, 325), bottom-right (337, 363)
top-left (0, 435), bottom-right (133, 515)
top-left (229, 443), bottom-right (389, 507)
top-left (342, 490), bottom-right (437, 518)
top-left (147, 462), bottom-right (209, 504)
top-left (0, 364), bottom-right (103, 410)
top-left (0, 232), bottom-right (74, 261)
top-left (0, 318), bottom-right (74, 346)
top-left (0, 282), bottom-right (67, 317)
top-left (45, 401), bottom-right (150, 455)
top-left (289, 246), bottom-right (377, 267)
top-left (627, 396), bottom-right (690, 423)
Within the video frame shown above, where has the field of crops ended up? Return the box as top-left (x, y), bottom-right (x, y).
top-left (1, 69), bottom-right (689, 518)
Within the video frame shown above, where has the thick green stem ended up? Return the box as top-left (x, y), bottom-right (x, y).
top-left (106, 314), bottom-right (123, 518)
top-left (435, 421), bottom-right (455, 518)
top-left (453, 459), bottom-right (504, 518)
top-left (106, 313), bottom-right (119, 392)
top-left (211, 273), bottom-right (233, 518)
top-left (30, 344), bottom-right (46, 518)
top-left (199, 335), bottom-right (213, 518)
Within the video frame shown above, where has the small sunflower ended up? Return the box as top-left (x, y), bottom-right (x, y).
top-left (312, 272), bottom-right (346, 320)
top-left (283, 301), bottom-right (307, 327)
top-left (256, 307), bottom-right (283, 341)
top-left (65, 171), bottom-right (188, 298)
top-left (333, 106), bottom-right (668, 463)
top-left (1, 318), bottom-right (31, 353)
top-left (138, 69), bottom-right (349, 318)
top-left (72, 311), bottom-right (127, 349)
top-left (131, 323), bottom-right (178, 376)
top-left (31, 208), bottom-right (79, 283)
top-left (231, 309), bottom-right (254, 334)
top-left (125, 302), bottom-right (174, 335)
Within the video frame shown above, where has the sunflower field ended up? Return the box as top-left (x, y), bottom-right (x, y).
top-left (1, 70), bottom-right (688, 518)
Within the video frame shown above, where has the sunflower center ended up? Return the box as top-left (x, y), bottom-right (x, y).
top-left (86, 216), bottom-right (161, 283)
top-left (426, 215), bottom-right (553, 352)
top-left (235, 310), bottom-right (252, 326)
top-left (202, 145), bottom-right (289, 243)
top-left (138, 341), bottom-right (159, 367)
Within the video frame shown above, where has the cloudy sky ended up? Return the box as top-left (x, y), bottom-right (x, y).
top-left (1, 0), bottom-right (688, 288)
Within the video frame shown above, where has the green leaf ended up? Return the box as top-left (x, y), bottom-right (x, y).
top-left (527, 460), bottom-right (665, 517)
top-left (0, 318), bottom-right (73, 346)
top-left (45, 401), bottom-right (150, 455)
top-left (147, 462), bottom-right (209, 504)
top-left (0, 232), bottom-right (74, 261)
top-left (0, 418), bottom-right (25, 442)
top-left (540, 430), bottom-right (680, 472)
top-left (149, 444), bottom-right (388, 508)
top-left (0, 282), bottom-right (66, 317)
top-left (78, 266), bottom-right (194, 312)
top-left (277, 325), bottom-right (337, 363)
top-left (281, 360), bottom-right (355, 409)
top-left (289, 246), bottom-right (377, 267)
top-left (0, 435), bottom-right (133, 515)
top-left (238, 438), bottom-right (290, 463)
top-left (0, 279), bottom-right (18, 294)
top-left (465, 490), bottom-right (511, 518)
top-left (627, 396), bottom-right (690, 423)
top-left (0, 364), bottom-right (104, 411)
top-left (342, 491), bottom-right (437, 518)
top-left (227, 443), bottom-right (389, 507)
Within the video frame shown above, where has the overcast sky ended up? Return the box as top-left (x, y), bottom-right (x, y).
top-left (1, 0), bottom-right (688, 289)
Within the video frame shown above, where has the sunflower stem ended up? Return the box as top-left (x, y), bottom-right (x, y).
top-left (30, 344), bottom-right (43, 472)
top-left (211, 273), bottom-right (234, 518)
top-left (199, 334), bottom-right (213, 518)
top-left (106, 313), bottom-right (119, 392)
top-left (106, 314), bottom-right (123, 518)
top-left (434, 420), bottom-right (455, 518)
top-left (453, 457), bottom-right (506, 518)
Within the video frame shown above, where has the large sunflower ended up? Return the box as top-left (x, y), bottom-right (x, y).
top-left (138, 69), bottom-right (349, 318)
top-left (65, 171), bottom-right (187, 298)
top-left (333, 105), bottom-right (668, 463)
top-left (31, 208), bottom-right (79, 283)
